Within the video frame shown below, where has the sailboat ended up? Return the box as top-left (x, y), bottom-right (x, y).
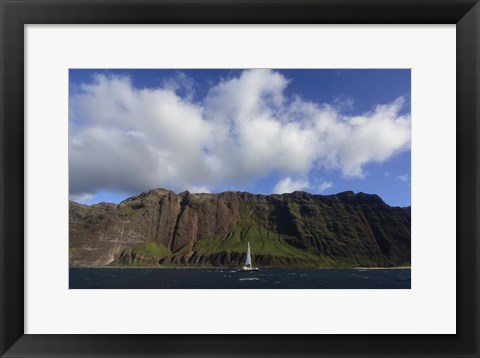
top-left (237, 241), bottom-right (259, 272)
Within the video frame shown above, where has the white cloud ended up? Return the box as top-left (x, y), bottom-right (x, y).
top-left (187, 185), bottom-right (211, 194)
top-left (333, 95), bottom-right (355, 111)
top-left (397, 174), bottom-right (409, 182)
top-left (272, 177), bottom-right (311, 194)
top-left (69, 70), bottom-right (411, 198)
top-left (162, 72), bottom-right (197, 101)
top-left (69, 193), bottom-right (94, 204)
top-left (317, 181), bottom-right (333, 193)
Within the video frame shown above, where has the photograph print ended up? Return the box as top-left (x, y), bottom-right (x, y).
top-left (69, 69), bottom-right (411, 289)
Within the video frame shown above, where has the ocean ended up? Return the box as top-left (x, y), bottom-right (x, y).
top-left (69, 267), bottom-right (411, 289)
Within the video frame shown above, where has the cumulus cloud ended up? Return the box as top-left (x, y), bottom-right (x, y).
top-left (69, 70), bottom-right (411, 199)
top-left (317, 181), bottom-right (333, 193)
top-left (272, 177), bottom-right (311, 194)
top-left (162, 72), bottom-right (197, 101)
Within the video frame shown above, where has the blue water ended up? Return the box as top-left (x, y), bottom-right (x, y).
top-left (69, 267), bottom-right (410, 289)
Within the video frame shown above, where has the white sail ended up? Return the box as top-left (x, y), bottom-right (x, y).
top-left (245, 242), bottom-right (252, 267)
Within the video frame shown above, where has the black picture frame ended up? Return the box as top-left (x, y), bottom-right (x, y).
top-left (1, 0), bottom-right (479, 357)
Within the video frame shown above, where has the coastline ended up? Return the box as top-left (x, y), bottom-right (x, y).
top-left (71, 266), bottom-right (411, 270)
top-left (353, 266), bottom-right (411, 270)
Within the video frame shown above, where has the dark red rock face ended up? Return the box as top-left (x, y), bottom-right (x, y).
top-left (69, 189), bottom-right (411, 268)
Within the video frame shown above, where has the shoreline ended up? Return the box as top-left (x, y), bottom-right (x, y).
top-left (70, 266), bottom-right (411, 270)
top-left (353, 266), bottom-right (411, 270)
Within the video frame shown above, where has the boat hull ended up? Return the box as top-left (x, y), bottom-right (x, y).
top-left (237, 267), bottom-right (260, 272)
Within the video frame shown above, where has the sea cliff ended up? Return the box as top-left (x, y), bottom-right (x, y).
top-left (69, 189), bottom-right (411, 268)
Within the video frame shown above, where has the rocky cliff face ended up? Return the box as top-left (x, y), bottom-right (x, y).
top-left (69, 189), bottom-right (411, 268)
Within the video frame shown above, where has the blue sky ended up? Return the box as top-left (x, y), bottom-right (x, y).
top-left (69, 69), bottom-right (411, 207)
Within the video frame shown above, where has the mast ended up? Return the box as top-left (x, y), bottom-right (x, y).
top-left (245, 241), bottom-right (252, 267)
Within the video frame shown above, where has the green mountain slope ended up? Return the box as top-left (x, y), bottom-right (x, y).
top-left (69, 189), bottom-right (410, 268)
